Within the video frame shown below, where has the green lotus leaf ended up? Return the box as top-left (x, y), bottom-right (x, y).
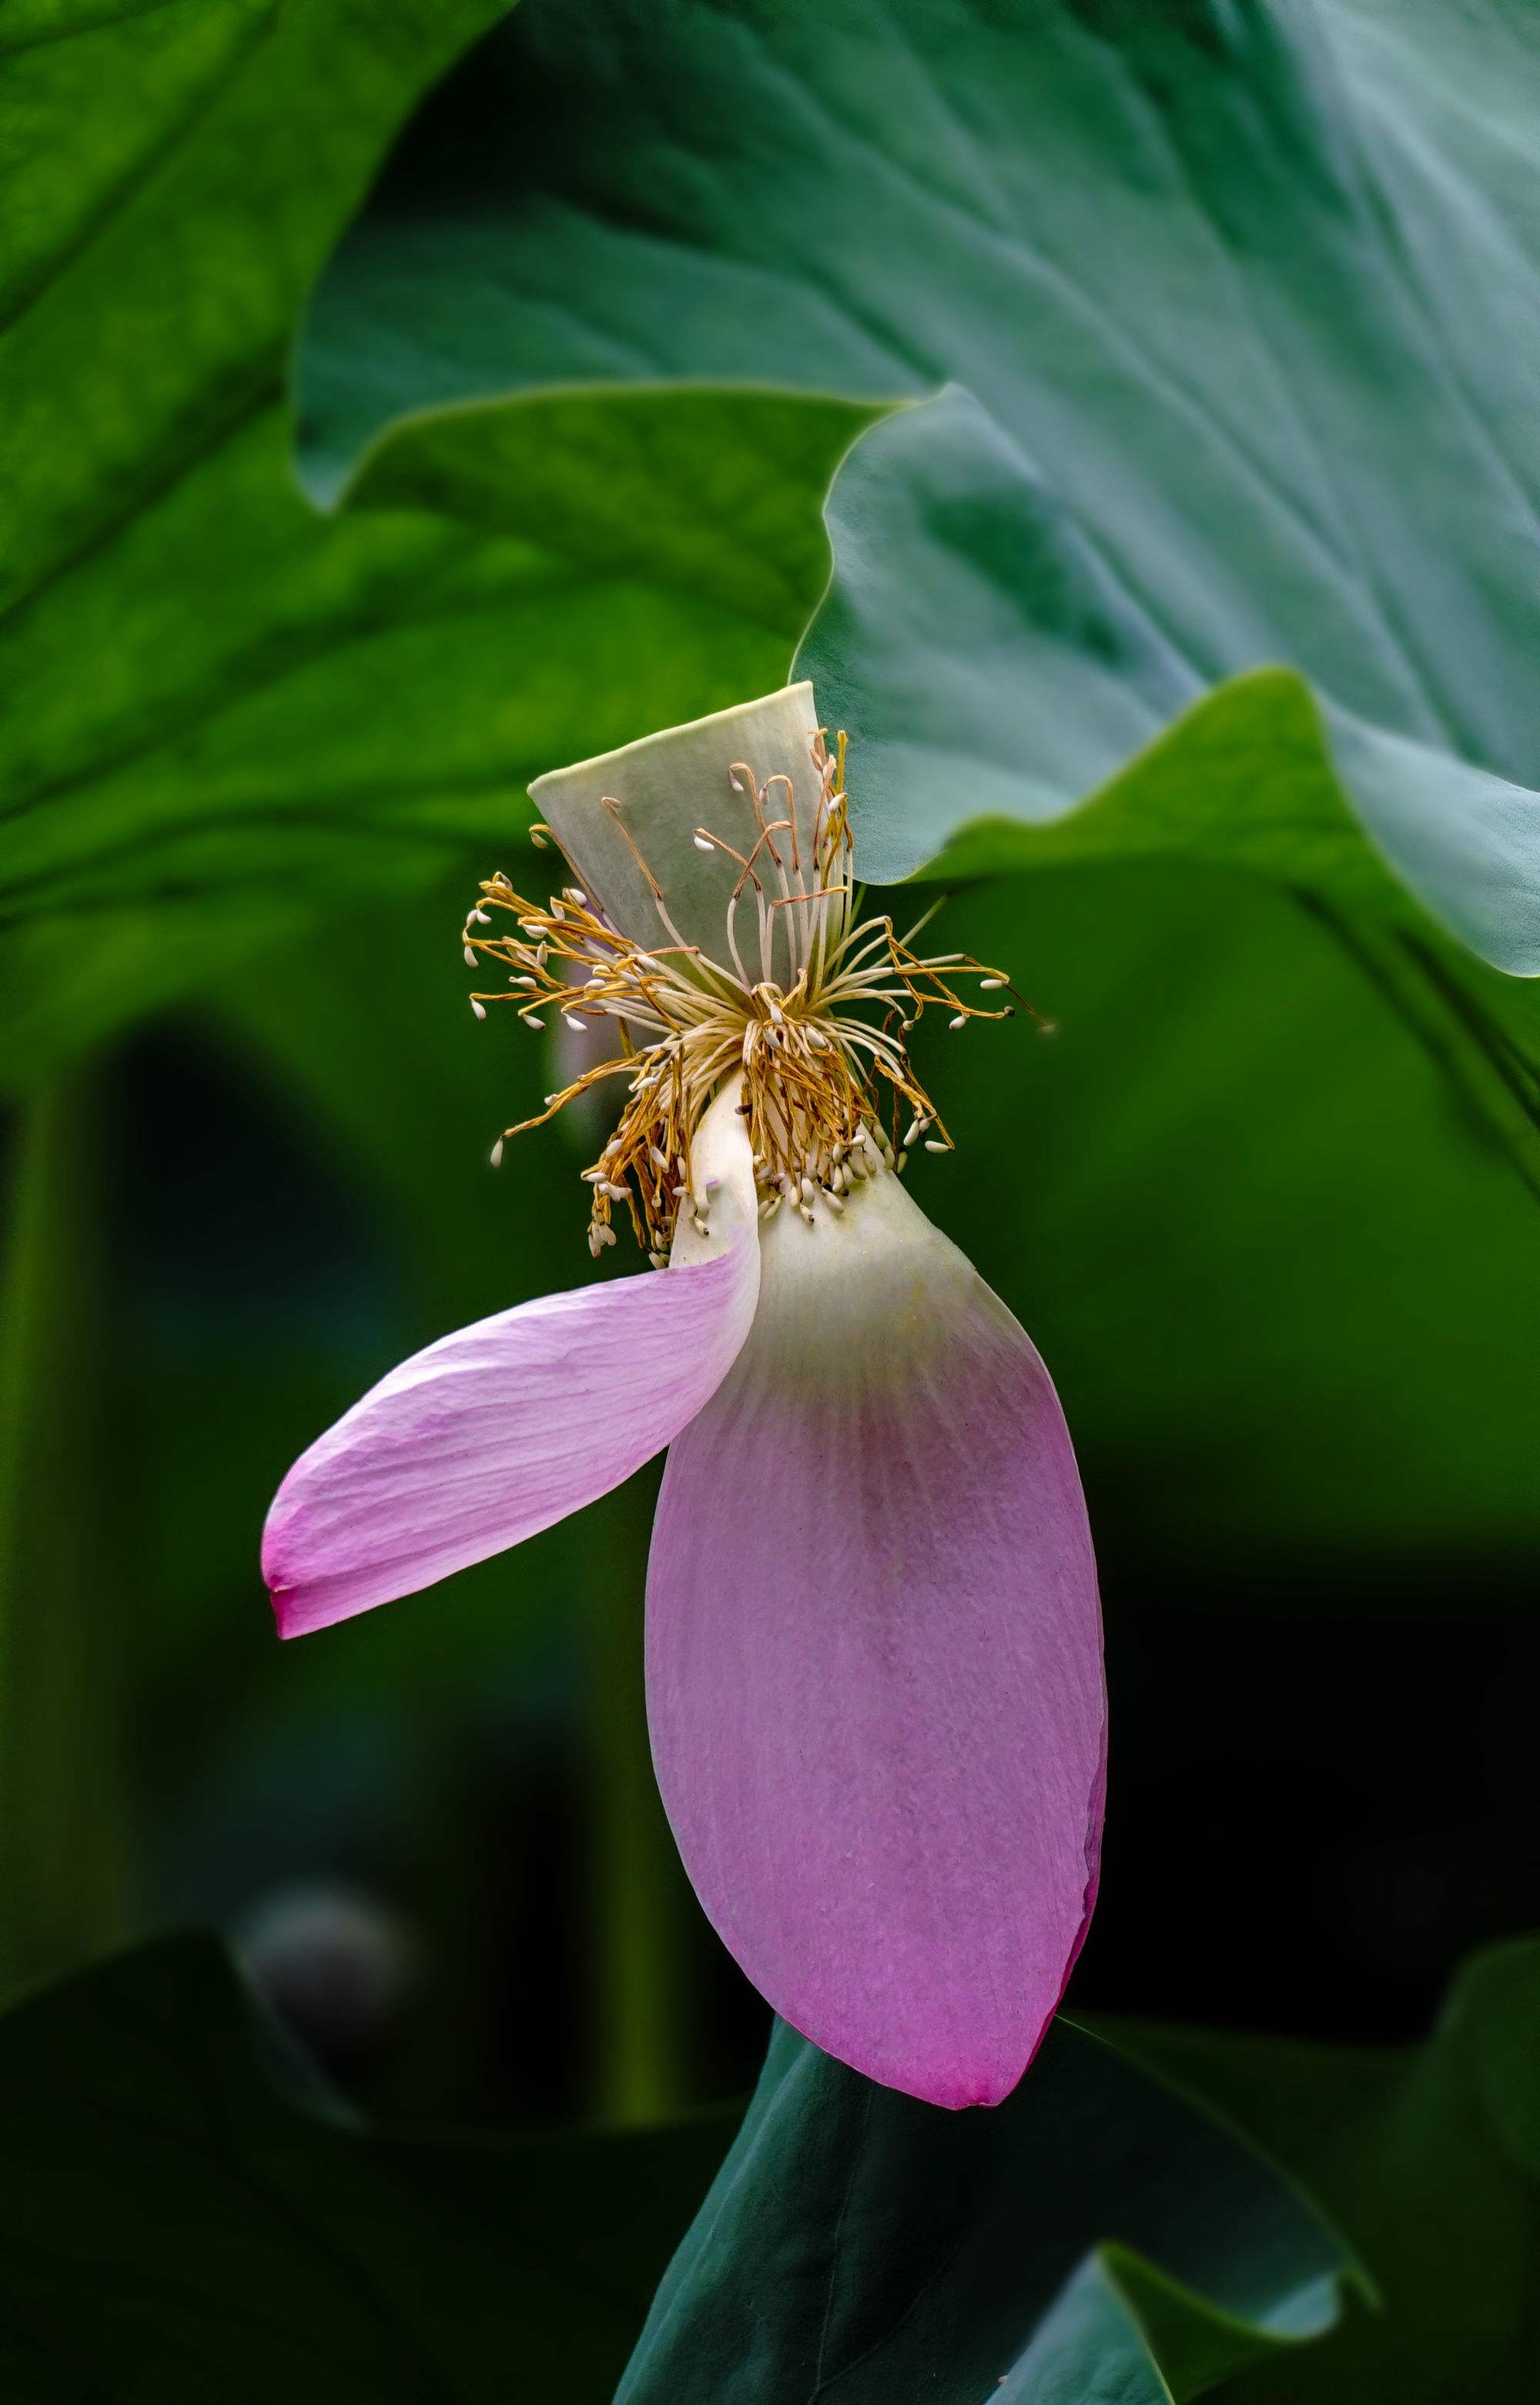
top-left (0, 0), bottom-right (830, 1083)
top-left (0, 1931), bottom-right (1358, 2403)
top-left (618, 2009), bottom-right (1358, 2404)
top-left (297, 0), bottom-right (1540, 1184)
top-left (1131, 1937), bottom-right (1540, 2403)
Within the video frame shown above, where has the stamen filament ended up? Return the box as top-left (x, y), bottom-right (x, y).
top-left (462, 731), bottom-right (1029, 1257)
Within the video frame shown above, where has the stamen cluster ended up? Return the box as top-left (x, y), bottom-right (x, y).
top-left (462, 731), bottom-right (1029, 1262)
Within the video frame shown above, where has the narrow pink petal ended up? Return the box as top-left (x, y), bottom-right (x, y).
top-left (647, 1167), bottom-right (1105, 2109)
top-left (264, 1224), bottom-right (759, 1639)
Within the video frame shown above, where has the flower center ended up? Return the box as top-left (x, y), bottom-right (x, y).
top-left (463, 731), bottom-right (1031, 1263)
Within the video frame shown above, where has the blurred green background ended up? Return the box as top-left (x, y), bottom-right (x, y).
top-left (4, 840), bottom-right (1538, 2129)
top-left (3, 4), bottom-right (1539, 2390)
top-left (2, 0), bottom-right (1540, 2145)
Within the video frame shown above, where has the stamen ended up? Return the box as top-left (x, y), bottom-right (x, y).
top-left (460, 737), bottom-right (1029, 1258)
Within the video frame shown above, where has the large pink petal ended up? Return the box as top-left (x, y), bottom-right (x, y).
top-left (265, 1217), bottom-right (759, 1640)
top-left (647, 1166), bottom-right (1104, 2109)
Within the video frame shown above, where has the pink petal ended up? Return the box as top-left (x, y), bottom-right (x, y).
top-left (647, 1166), bottom-right (1105, 2109)
top-left (264, 1222), bottom-right (759, 1640)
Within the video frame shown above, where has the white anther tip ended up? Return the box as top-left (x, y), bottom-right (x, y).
top-left (464, 944), bottom-right (477, 966)
top-left (470, 998), bottom-right (487, 1020)
top-left (693, 835), bottom-right (715, 852)
top-left (490, 1139), bottom-right (504, 1167)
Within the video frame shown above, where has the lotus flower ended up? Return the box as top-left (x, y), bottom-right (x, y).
top-left (263, 685), bottom-right (1105, 2109)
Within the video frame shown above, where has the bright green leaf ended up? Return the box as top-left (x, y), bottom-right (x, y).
top-left (0, 1), bottom-right (842, 1087)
